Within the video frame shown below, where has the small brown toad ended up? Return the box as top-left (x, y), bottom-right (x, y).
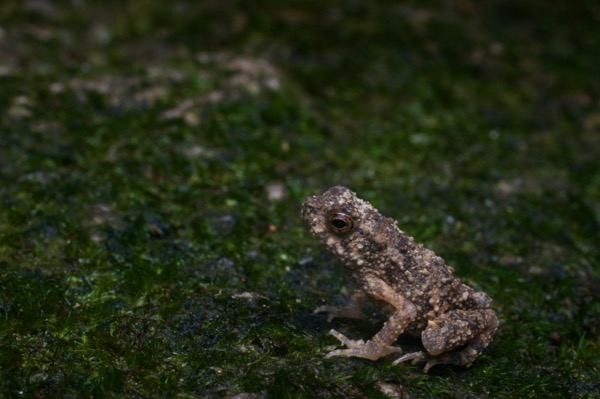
top-left (301, 186), bottom-right (498, 372)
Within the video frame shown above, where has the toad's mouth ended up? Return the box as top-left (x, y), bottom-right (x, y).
top-left (300, 195), bottom-right (323, 222)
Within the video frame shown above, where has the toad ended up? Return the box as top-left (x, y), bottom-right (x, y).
top-left (301, 186), bottom-right (498, 372)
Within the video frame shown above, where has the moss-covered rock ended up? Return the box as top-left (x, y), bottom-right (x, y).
top-left (1, 1), bottom-right (599, 397)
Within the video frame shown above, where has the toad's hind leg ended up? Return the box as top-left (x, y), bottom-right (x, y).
top-left (393, 309), bottom-right (498, 372)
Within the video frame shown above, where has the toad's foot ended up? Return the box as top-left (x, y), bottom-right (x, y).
top-left (314, 292), bottom-right (369, 322)
top-left (393, 351), bottom-right (435, 372)
top-left (325, 329), bottom-right (403, 361)
top-left (392, 351), bottom-right (451, 373)
top-left (313, 305), bottom-right (368, 322)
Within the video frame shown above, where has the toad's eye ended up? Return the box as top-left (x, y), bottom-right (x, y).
top-left (327, 212), bottom-right (354, 235)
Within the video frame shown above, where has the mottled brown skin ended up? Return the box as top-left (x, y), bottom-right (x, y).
top-left (301, 186), bottom-right (498, 372)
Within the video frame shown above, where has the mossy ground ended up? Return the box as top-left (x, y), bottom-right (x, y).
top-left (1, 1), bottom-right (599, 398)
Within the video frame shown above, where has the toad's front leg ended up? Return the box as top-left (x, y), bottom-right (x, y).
top-left (325, 277), bottom-right (417, 361)
top-left (314, 291), bottom-right (369, 322)
top-left (327, 329), bottom-right (403, 360)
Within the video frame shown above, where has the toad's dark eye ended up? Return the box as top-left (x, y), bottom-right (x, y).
top-left (327, 212), bottom-right (354, 235)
